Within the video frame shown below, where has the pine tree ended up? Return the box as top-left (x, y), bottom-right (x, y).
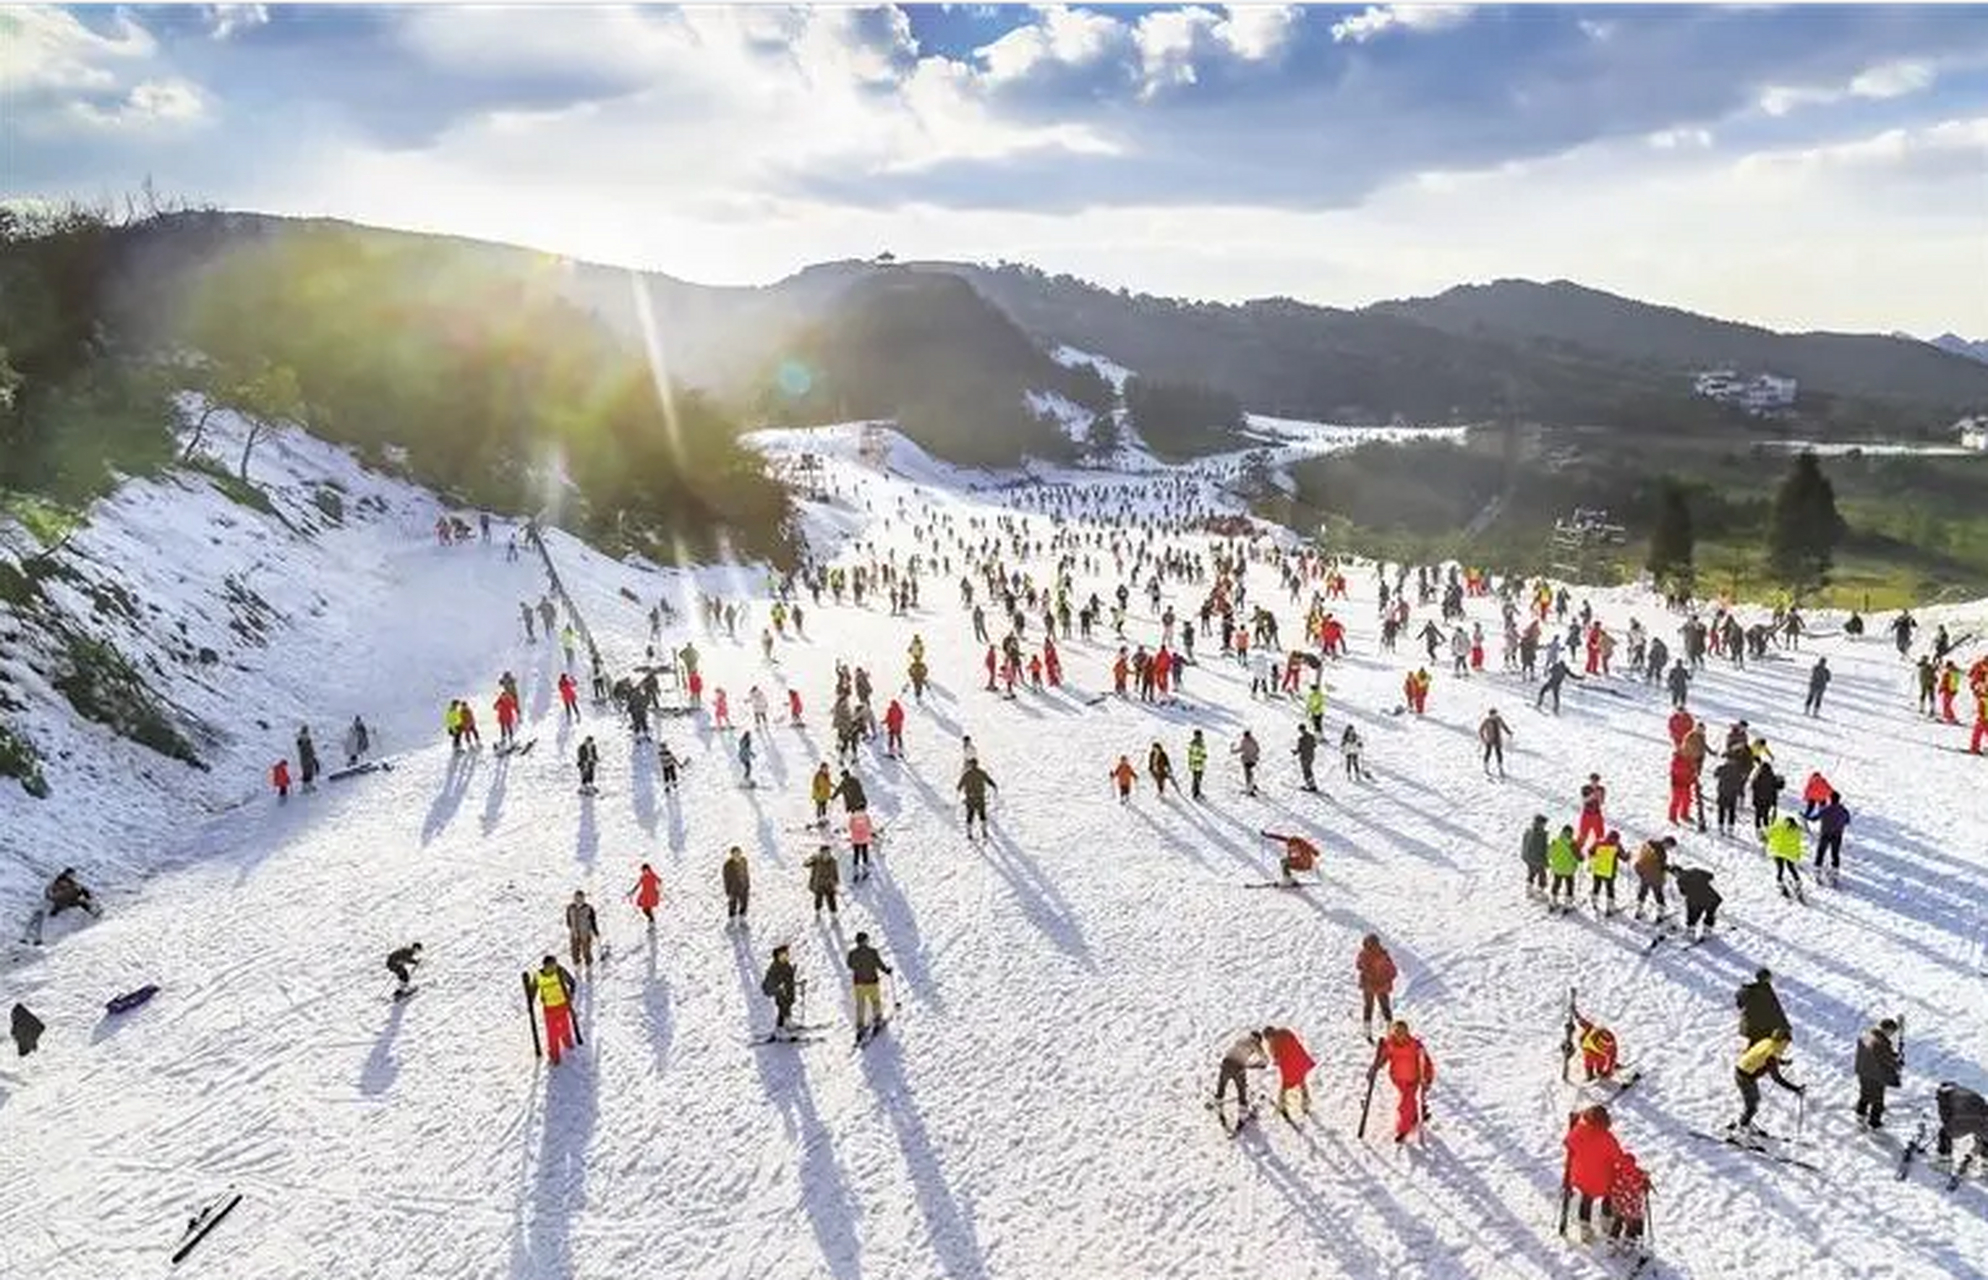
top-left (1646, 478), bottom-right (1696, 592)
top-left (1765, 450), bottom-right (1844, 594)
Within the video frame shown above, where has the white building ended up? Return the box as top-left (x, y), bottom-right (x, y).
top-left (1694, 369), bottom-right (1798, 415)
top-left (1957, 417), bottom-right (1988, 450)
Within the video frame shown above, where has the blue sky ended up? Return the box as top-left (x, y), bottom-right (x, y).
top-left (6, 3), bottom-right (1987, 334)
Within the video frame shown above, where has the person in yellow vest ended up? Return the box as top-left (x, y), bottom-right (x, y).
top-left (444, 699), bottom-right (464, 752)
top-left (1763, 815), bottom-right (1806, 901)
top-left (1732, 1030), bottom-right (1804, 1136)
top-left (530, 954), bottom-right (579, 1066)
top-left (1588, 830), bottom-right (1623, 916)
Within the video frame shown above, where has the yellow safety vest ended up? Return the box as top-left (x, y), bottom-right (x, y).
top-left (535, 969), bottom-right (568, 1009)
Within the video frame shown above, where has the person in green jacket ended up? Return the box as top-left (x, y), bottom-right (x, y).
top-left (1764, 815), bottom-right (1806, 898)
top-left (1186, 730), bottom-right (1208, 801)
top-left (1546, 824), bottom-right (1582, 914)
top-left (1305, 684), bottom-right (1327, 734)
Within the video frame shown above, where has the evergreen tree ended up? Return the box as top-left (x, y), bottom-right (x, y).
top-left (1646, 477), bottom-right (1696, 590)
top-left (1765, 450), bottom-right (1844, 594)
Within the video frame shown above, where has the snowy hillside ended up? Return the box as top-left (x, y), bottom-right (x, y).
top-left (2, 421), bottom-right (1986, 1280)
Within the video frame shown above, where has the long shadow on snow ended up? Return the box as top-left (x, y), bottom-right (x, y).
top-left (576, 796), bottom-right (599, 869)
top-left (857, 1033), bottom-right (989, 1280)
top-left (1428, 1091), bottom-right (1621, 1273)
top-left (1239, 1129), bottom-right (1404, 1278)
top-left (977, 824), bottom-right (1095, 969)
top-left (360, 996), bottom-right (411, 1096)
top-left (629, 743), bottom-right (658, 837)
top-left (421, 752), bottom-right (480, 846)
top-left (509, 1053), bottom-right (600, 1280)
top-left (641, 928), bottom-right (673, 1072)
top-left (480, 752), bottom-right (512, 836)
top-left (664, 786), bottom-right (688, 853)
top-left (852, 859), bottom-right (947, 1015)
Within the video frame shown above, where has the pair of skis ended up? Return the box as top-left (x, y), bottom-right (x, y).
top-left (171, 1189), bottom-right (243, 1265)
top-left (521, 970), bottom-right (582, 1059)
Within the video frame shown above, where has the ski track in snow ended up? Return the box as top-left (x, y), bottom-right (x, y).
top-left (1, 422), bottom-right (1986, 1279)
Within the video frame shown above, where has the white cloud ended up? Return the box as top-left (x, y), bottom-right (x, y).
top-left (1330, 5), bottom-right (1471, 45)
top-left (207, 5), bottom-right (269, 41)
top-left (1217, 5), bottom-right (1299, 61)
top-left (977, 6), bottom-right (1128, 84)
top-left (1648, 127), bottom-right (1714, 151)
top-left (67, 78), bottom-right (209, 130)
top-left (1760, 59), bottom-right (1939, 116)
top-left (0, 7), bottom-right (157, 97)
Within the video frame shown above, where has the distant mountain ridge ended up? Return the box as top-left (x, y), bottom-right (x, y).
top-left (1928, 333), bottom-right (1988, 364)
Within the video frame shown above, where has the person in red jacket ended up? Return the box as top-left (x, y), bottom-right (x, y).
top-left (1043, 636), bottom-right (1062, 686)
top-left (1576, 773), bottom-right (1607, 852)
top-left (558, 672), bottom-right (580, 722)
top-left (1563, 1105), bottom-right (1624, 1243)
top-left (1666, 707), bottom-right (1694, 747)
top-left (495, 688), bottom-right (519, 747)
top-left (787, 687), bottom-right (804, 725)
top-left (1666, 750), bottom-right (1696, 825)
top-left (883, 699), bottom-right (906, 757)
top-left (272, 758), bottom-right (292, 801)
top-left (1262, 830), bottom-right (1319, 883)
top-left (1263, 1025), bottom-right (1316, 1118)
top-left (1356, 934), bottom-right (1398, 1041)
top-left (631, 862), bottom-right (662, 925)
top-left (1112, 648), bottom-right (1130, 696)
top-left (686, 669), bottom-right (704, 707)
top-left (1368, 1020), bottom-right (1435, 1143)
top-left (985, 645), bottom-right (1000, 691)
top-left (1606, 1149), bottom-right (1651, 1254)
top-left (1109, 756), bottom-right (1137, 802)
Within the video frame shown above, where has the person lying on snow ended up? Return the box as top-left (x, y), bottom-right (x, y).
top-left (22, 868), bottom-right (103, 945)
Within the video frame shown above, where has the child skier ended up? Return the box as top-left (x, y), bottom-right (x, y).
top-left (631, 863), bottom-right (662, 925)
top-left (1110, 755), bottom-right (1137, 803)
top-left (1356, 934), bottom-right (1397, 1041)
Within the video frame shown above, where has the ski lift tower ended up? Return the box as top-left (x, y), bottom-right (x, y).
top-left (1548, 506), bottom-right (1627, 584)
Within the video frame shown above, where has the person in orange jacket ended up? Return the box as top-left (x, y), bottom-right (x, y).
top-left (1263, 1025), bottom-right (1317, 1118)
top-left (1261, 830), bottom-right (1319, 883)
top-left (1369, 1020), bottom-right (1435, 1143)
top-left (495, 688), bottom-right (519, 747)
top-left (1800, 770), bottom-right (1833, 821)
top-left (631, 862), bottom-right (662, 924)
top-left (1356, 934), bottom-right (1398, 1041)
top-left (1112, 648), bottom-right (1130, 696)
top-left (272, 758), bottom-right (292, 801)
top-left (1109, 755), bottom-right (1137, 803)
top-left (1939, 661), bottom-right (1961, 722)
top-left (457, 702), bottom-right (480, 748)
top-left (1563, 1105), bottom-right (1624, 1243)
top-left (1973, 681), bottom-right (1988, 755)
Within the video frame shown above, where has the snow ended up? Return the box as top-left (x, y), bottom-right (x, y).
top-left (1024, 389), bottom-right (1097, 445)
top-left (3, 420), bottom-right (1987, 1280)
top-left (1050, 345), bottom-right (1134, 394)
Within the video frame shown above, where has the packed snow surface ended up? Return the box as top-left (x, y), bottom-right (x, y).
top-left (1, 423), bottom-right (1985, 1280)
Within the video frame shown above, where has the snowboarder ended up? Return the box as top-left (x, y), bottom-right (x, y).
top-left (1368, 1020), bottom-right (1436, 1143)
top-left (1215, 1029), bottom-right (1268, 1113)
top-left (1264, 1025), bottom-right (1317, 1118)
top-left (1732, 1030), bottom-right (1805, 1135)
top-left (632, 863), bottom-right (662, 925)
top-left (847, 931), bottom-right (893, 1043)
top-left (1853, 1017), bottom-right (1902, 1129)
top-left (957, 759), bottom-right (997, 838)
top-left (577, 736), bottom-right (600, 794)
top-left (530, 954), bottom-right (580, 1066)
top-left (723, 845), bottom-right (750, 923)
top-left (565, 890), bottom-right (599, 973)
top-left (761, 945), bottom-right (799, 1039)
top-left (1356, 934), bottom-right (1397, 1041)
top-left (386, 942), bottom-right (422, 996)
top-left (806, 844), bottom-right (840, 918)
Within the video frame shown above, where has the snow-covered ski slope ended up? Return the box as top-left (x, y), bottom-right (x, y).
top-left (2, 422), bottom-right (1986, 1280)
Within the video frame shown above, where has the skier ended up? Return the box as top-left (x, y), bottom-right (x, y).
top-left (1261, 830), bottom-right (1320, 884)
top-left (1215, 1029), bottom-right (1268, 1115)
top-left (832, 768), bottom-right (868, 815)
top-left (558, 672), bottom-right (580, 722)
top-left (1521, 814), bottom-right (1550, 899)
top-left (883, 699), bottom-right (905, 757)
top-left (1109, 755), bottom-right (1137, 803)
top-left (1341, 724), bottom-right (1369, 781)
top-left (343, 715), bottom-right (371, 767)
top-left (1563, 1105), bottom-right (1624, 1244)
top-left (1573, 1005), bottom-right (1621, 1082)
top-left (957, 758), bottom-right (997, 838)
top-left (631, 863), bottom-right (662, 925)
top-left (386, 942), bottom-right (422, 997)
top-left (1750, 761), bottom-right (1785, 832)
top-left (494, 686), bottom-right (519, 748)
top-left (1546, 823), bottom-right (1582, 913)
top-left (806, 844), bottom-right (840, 918)
top-left (1186, 729), bottom-right (1208, 800)
top-left (1588, 830), bottom-right (1622, 915)
top-left (1368, 1020), bottom-right (1436, 1144)
top-left (849, 809), bottom-right (875, 881)
top-left (722, 845), bottom-right (751, 923)
top-left (565, 890), bottom-right (599, 973)
top-left (530, 954), bottom-right (580, 1066)
top-left (658, 741), bottom-right (681, 791)
top-left (811, 763), bottom-right (834, 825)
top-left (738, 730), bottom-right (755, 787)
top-left (271, 758), bottom-right (292, 801)
top-left (760, 944), bottom-right (799, 1040)
top-left (1356, 934), bottom-right (1397, 1041)
top-left (1264, 1025), bottom-right (1316, 1119)
top-left (1853, 1017), bottom-right (1902, 1130)
top-left (1736, 968), bottom-right (1791, 1042)
top-left (1606, 1149), bottom-right (1652, 1258)
top-left (1293, 724), bottom-right (1319, 791)
top-left (1536, 656), bottom-right (1577, 714)
top-left (1478, 709), bottom-right (1512, 778)
top-left (1148, 741), bottom-right (1178, 797)
top-left (1814, 791), bottom-right (1852, 885)
top-left (1234, 730), bottom-right (1262, 796)
top-left (1713, 751), bottom-right (1749, 836)
top-left (1668, 862), bottom-right (1722, 941)
top-left (1732, 1030), bottom-right (1805, 1135)
top-left (1631, 836), bottom-right (1675, 920)
top-left (1575, 774), bottom-right (1607, 852)
top-left (576, 736), bottom-right (600, 795)
top-left (1936, 1081), bottom-right (1988, 1166)
top-left (1803, 656), bottom-right (1831, 716)
top-left (847, 930), bottom-right (894, 1044)
top-left (1764, 815), bottom-right (1806, 899)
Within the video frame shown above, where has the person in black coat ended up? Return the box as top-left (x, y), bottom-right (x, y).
top-left (1669, 864), bottom-right (1722, 940)
top-left (1937, 1081), bottom-right (1988, 1161)
top-left (1853, 1018), bottom-right (1903, 1129)
top-left (760, 945), bottom-right (799, 1039)
top-left (1736, 968), bottom-right (1791, 1042)
top-left (1749, 762), bottom-right (1784, 832)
